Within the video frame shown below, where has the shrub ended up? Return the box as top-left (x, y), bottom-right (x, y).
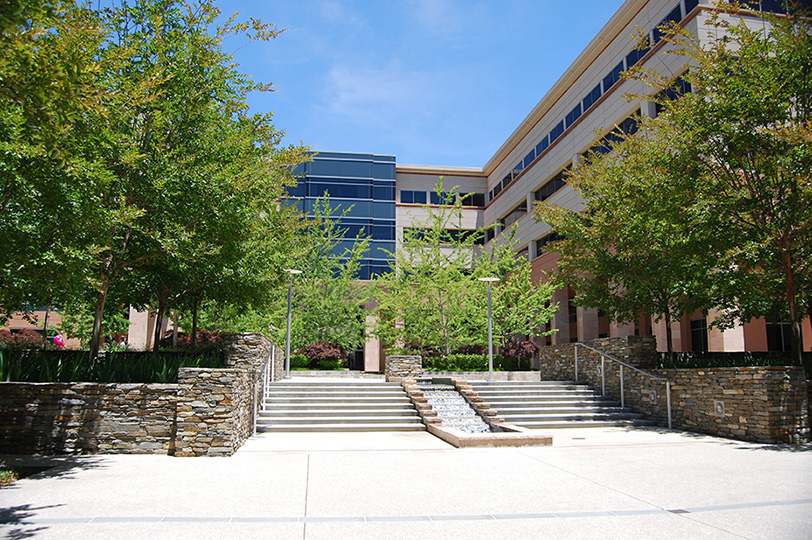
top-left (502, 340), bottom-right (539, 361)
top-left (289, 354), bottom-right (310, 369)
top-left (315, 358), bottom-right (345, 370)
top-left (424, 354), bottom-right (487, 371)
top-left (296, 342), bottom-right (345, 363)
top-left (0, 329), bottom-right (44, 348)
top-left (167, 329), bottom-right (224, 348)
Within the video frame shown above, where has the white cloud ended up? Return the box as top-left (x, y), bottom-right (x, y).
top-left (318, 62), bottom-right (438, 125)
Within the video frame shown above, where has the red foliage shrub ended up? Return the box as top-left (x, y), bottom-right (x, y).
top-left (296, 342), bottom-right (345, 362)
top-left (0, 328), bottom-right (44, 347)
top-left (501, 339), bottom-right (539, 360)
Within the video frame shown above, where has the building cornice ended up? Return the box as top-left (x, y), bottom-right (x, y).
top-left (396, 163), bottom-right (486, 176)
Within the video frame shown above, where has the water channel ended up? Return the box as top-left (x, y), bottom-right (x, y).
top-left (417, 380), bottom-right (493, 434)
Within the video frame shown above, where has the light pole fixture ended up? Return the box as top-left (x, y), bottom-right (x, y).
top-left (284, 268), bottom-right (302, 378)
top-left (478, 276), bottom-right (500, 382)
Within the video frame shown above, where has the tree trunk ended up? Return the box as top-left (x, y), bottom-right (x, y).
top-left (171, 311), bottom-right (178, 348)
top-left (152, 298), bottom-right (166, 354)
top-left (782, 252), bottom-right (803, 366)
top-left (664, 310), bottom-right (675, 368)
top-left (89, 284), bottom-right (109, 361)
top-left (191, 295), bottom-right (200, 348)
top-left (41, 303), bottom-right (50, 349)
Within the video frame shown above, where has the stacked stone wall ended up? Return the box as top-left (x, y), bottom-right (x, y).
top-left (0, 332), bottom-right (273, 456)
top-left (385, 355), bottom-right (422, 381)
top-left (537, 336), bottom-right (809, 443)
top-left (0, 382), bottom-right (177, 454)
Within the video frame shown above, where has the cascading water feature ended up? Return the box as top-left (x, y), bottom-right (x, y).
top-left (417, 380), bottom-right (492, 434)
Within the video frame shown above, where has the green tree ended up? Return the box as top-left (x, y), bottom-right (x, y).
top-left (270, 197), bottom-right (371, 355)
top-left (535, 118), bottom-right (721, 360)
top-left (0, 1), bottom-right (108, 322)
top-left (375, 182), bottom-right (557, 356)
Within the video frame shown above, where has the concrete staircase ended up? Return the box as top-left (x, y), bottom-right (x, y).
top-left (256, 380), bottom-right (426, 433)
top-left (468, 381), bottom-right (655, 429)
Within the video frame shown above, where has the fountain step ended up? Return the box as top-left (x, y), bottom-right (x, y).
top-left (264, 396), bottom-right (413, 404)
top-left (256, 423), bottom-right (426, 433)
top-left (263, 403), bottom-right (416, 411)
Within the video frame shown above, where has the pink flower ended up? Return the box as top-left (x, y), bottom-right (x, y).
top-left (53, 335), bottom-right (65, 349)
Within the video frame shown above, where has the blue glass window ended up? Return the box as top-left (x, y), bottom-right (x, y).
top-left (549, 120), bottom-right (565, 143)
top-left (603, 61), bottom-right (625, 92)
top-left (652, 5), bottom-right (682, 44)
top-left (523, 149), bottom-right (536, 169)
top-left (400, 190), bottom-right (426, 204)
top-left (565, 103), bottom-right (582, 128)
top-left (309, 183), bottom-right (371, 199)
top-left (373, 184), bottom-right (395, 201)
top-left (685, 0), bottom-right (699, 13)
top-left (372, 224), bottom-right (395, 240)
top-left (535, 169), bottom-right (568, 202)
top-left (429, 191), bottom-right (453, 205)
top-left (461, 193), bottom-right (485, 207)
top-left (626, 42), bottom-right (650, 69)
top-left (535, 135), bottom-right (549, 156)
top-left (582, 84), bottom-right (602, 111)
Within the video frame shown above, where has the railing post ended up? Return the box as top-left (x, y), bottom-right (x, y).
top-left (574, 344), bottom-right (579, 383)
top-left (601, 355), bottom-right (605, 396)
top-left (620, 365), bottom-right (625, 408)
top-left (666, 381), bottom-right (672, 430)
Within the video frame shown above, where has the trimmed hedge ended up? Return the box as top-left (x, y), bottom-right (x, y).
top-left (423, 354), bottom-right (533, 372)
top-left (659, 351), bottom-right (812, 378)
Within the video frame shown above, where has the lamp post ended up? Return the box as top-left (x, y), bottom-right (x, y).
top-left (478, 277), bottom-right (500, 382)
top-left (284, 269), bottom-right (302, 378)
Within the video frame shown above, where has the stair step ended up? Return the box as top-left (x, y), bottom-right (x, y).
top-left (261, 408), bottom-right (418, 417)
top-left (256, 423), bottom-right (427, 433)
top-left (258, 415), bottom-right (423, 425)
top-left (513, 419), bottom-right (657, 429)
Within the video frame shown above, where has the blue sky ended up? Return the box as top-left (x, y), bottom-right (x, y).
top-left (216, 0), bottom-right (626, 167)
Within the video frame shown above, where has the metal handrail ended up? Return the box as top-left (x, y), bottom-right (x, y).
top-left (574, 342), bottom-right (672, 429)
top-left (252, 345), bottom-right (274, 436)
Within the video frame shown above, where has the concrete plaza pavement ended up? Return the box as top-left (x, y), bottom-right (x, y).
top-left (2, 426), bottom-right (811, 539)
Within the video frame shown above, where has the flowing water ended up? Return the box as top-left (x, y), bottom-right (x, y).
top-left (417, 382), bottom-right (492, 434)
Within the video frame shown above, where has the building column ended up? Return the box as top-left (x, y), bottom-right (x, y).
top-left (577, 306), bottom-right (600, 342)
top-left (550, 288), bottom-right (571, 345)
top-left (707, 308), bottom-right (745, 352)
top-left (652, 318), bottom-right (684, 353)
top-left (611, 321), bottom-right (636, 338)
top-left (641, 100), bottom-right (657, 119)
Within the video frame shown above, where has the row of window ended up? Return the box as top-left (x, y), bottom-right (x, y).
top-left (403, 228), bottom-right (485, 245)
top-left (489, 1), bottom-right (696, 204)
top-left (329, 218), bottom-right (396, 241)
top-left (499, 201), bottom-right (528, 230)
top-left (535, 168), bottom-right (569, 202)
top-left (399, 190), bottom-right (486, 207)
top-left (536, 232), bottom-right (564, 256)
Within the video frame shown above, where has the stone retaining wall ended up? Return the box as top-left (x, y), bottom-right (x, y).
top-left (385, 355), bottom-right (422, 381)
top-left (537, 336), bottom-right (809, 443)
top-left (0, 382), bottom-right (177, 454)
top-left (0, 333), bottom-right (277, 456)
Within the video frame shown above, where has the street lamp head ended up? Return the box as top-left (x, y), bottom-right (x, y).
top-left (284, 268), bottom-right (303, 275)
top-left (478, 276), bottom-right (500, 282)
